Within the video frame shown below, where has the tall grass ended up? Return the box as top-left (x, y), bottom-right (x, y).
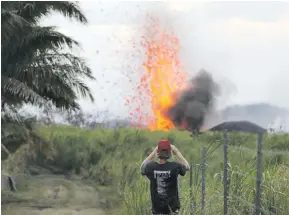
top-left (34, 125), bottom-right (289, 215)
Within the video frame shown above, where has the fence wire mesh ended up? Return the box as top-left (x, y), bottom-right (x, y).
top-left (186, 131), bottom-right (289, 215)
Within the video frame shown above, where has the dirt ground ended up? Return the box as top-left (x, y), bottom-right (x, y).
top-left (1, 174), bottom-right (106, 215)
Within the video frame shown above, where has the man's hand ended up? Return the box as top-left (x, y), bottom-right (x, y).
top-left (171, 145), bottom-right (179, 155)
top-left (153, 146), bottom-right (158, 153)
top-left (171, 145), bottom-right (190, 170)
top-left (152, 146), bottom-right (158, 158)
top-left (141, 146), bottom-right (158, 166)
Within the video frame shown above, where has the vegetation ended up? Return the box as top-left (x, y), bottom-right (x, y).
top-left (1, 1), bottom-right (95, 157)
top-left (2, 2), bottom-right (289, 215)
top-left (6, 125), bottom-right (288, 215)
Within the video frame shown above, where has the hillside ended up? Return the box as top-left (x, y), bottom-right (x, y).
top-left (85, 103), bottom-right (289, 131)
top-left (220, 103), bottom-right (289, 130)
top-left (26, 103), bottom-right (289, 133)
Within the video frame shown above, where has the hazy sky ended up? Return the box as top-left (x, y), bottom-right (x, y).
top-left (40, 1), bottom-right (289, 118)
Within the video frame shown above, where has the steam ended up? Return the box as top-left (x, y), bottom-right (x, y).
top-left (167, 69), bottom-right (219, 133)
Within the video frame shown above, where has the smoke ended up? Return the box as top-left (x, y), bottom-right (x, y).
top-left (167, 69), bottom-right (219, 133)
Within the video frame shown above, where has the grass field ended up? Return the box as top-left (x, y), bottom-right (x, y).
top-left (8, 125), bottom-right (289, 215)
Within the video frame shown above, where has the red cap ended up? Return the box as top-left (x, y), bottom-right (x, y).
top-left (157, 139), bottom-right (171, 152)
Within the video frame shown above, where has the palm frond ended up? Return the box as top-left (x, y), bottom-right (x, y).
top-left (1, 76), bottom-right (48, 107)
top-left (39, 52), bottom-right (95, 79)
top-left (12, 1), bottom-right (87, 24)
top-left (2, 26), bottom-right (79, 67)
top-left (1, 8), bottom-right (30, 45)
top-left (3, 50), bottom-right (95, 106)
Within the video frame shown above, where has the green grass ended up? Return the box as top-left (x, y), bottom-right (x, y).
top-left (20, 125), bottom-right (289, 214)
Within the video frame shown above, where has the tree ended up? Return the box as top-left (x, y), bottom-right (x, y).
top-left (1, 1), bottom-right (95, 110)
top-left (1, 1), bottom-right (95, 159)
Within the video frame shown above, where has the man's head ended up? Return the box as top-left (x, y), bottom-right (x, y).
top-left (157, 139), bottom-right (172, 160)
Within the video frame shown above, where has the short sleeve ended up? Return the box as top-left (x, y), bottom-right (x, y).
top-left (178, 162), bottom-right (188, 176)
top-left (141, 160), bottom-right (152, 175)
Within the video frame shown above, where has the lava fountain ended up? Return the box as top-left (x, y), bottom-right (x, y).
top-left (126, 17), bottom-right (189, 131)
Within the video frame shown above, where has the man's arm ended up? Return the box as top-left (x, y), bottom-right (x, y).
top-left (171, 145), bottom-right (190, 170)
top-left (140, 147), bottom-right (157, 175)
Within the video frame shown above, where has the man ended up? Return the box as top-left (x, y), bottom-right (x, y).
top-left (141, 139), bottom-right (190, 215)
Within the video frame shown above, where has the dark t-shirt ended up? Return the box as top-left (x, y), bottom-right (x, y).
top-left (141, 160), bottom-right (188, 214)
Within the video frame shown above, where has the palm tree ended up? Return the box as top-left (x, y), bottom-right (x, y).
top-left (1, 1), bottom-right (95, 110)
top-left (1, 1), bottom-right (95, 158)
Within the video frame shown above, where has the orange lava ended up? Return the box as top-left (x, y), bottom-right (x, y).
top-left (127, 18), bottom-right (188, 131)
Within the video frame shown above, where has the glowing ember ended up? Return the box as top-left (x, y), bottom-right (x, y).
top-left (127, 18), bottom-right (188, 131)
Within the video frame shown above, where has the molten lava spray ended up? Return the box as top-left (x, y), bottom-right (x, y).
top-left (126, 17), bottom-right (188, 131)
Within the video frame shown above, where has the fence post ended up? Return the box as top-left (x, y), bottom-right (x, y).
top-left (223, 130), bottom-right (228, 215)
top-left (201, 147), bottom-right (207, 215)
top-left (190, 161), bottom-right (194, 215)
top-left (255, 133), bottom-right (263, 215)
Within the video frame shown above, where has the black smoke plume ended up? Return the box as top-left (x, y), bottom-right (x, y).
top-left (167, 69), bottom-right (219, 134)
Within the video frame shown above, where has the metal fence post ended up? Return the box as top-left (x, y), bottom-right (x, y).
top-left (190, 161), bottom-right (194, 215)
top-left (255, 133), bottom-right (263, 215)
top-left (223, 130), bottom-right (228, 215)
top-left (201, 147), bottom-right (207, 215)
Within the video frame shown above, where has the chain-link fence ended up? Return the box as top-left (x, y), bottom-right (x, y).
top-left (188, 131), bottom-right (289, 215)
